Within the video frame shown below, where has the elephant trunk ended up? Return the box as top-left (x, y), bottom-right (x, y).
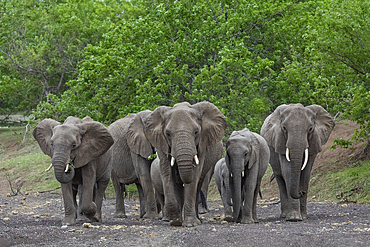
top-left (52, 149), bottom-right (75, 184)
top-left (173, 131), bottom-right (197, 184)
top-left (230, 173), bottom-right (242, 221)
top-left (288, 147), bottom-right (305, 199)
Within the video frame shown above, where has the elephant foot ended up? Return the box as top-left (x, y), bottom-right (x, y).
top-left (143, 211), bottom-right (159, 220)
top-left (198, 205), bottom-right (208, 214)
top-left (183, 216), bottom-right (201, 227)
top-left (113, 212), bottom-right (127, 218)
top-left (301, 212), bottom-right (308, 220)
top-left (62, 217), bottom-right (76, 226)
top-left (241, 217), bottom-right (255, 224)
top-left (223, 215), bottom-right (233, 222)
top-left (286, 211), bottom-right (303, 222)
top-left (169, 218), bottom-right (183, 226)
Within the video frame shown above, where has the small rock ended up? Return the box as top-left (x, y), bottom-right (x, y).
top-left (68, 229), bottom-right (76, 232)
top-left (75, 230), bottom-right (84, 233)
top-left (11, 211), bottom-right (18, 215)
top-left (25, 191), bottom-right (29, 195)
top-left (3, 217), bottom-right (10, 221)
top-left (21, 197), bottom-right (26, 201)
top-left (83, 223), bottom-right (91, 228)
top-left (61, 225), bottom-right (68, 229)
top-left (221, 221), bottom-right (228, 224)
top-left (33, 215), bottom-right (40, 219)
top-left (6, 193), bottom-right (11, 197)
top-left (211, 228), bottom-right (217, 232)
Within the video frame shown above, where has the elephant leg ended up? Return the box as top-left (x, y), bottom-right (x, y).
top-left (183, 180), bottom-right (201, 227)
top-left (159, 154), bottom-right (181, 225)
top-left (94, 176), bottom-right (110, 222)
top-left (220, 184), bottom-right (233, 222)
top-left (275, 175), bottom-right (290, 219)
top-left (132, 153), bottom-right (159, 219)
top-left (198, 170), bottom-right (211, 214)
top-left (112, 176), bottom-right (127, 218)
top-left (299, 158), bottom-right (315, 219)
top-left (76, 185), bottom-right (89, 221)
top-left (241, 169), bottom-right (257, 224)
top-left (61, 182), bottom-right (77, 226)
top-left (80, 166), bottom-right (97, 221)
top-left (252, 179), bottom-right (262, 223)
top-left (136, 183), bottom-right (146, 218)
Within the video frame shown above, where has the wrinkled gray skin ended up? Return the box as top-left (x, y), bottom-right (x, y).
top-left (214, 158), bottom-right (233, 222)
top-left (33, 116), bottom-right (114, 226)
top-left (224, 128), bottom-right (269, 223)
top-left (145, 102), bottom-right (227, 227)
top-left (261, 104), bottom-right (334, 221)
top-left (151, 141), bottom-right (223, 218)
top-left (110, 111), bottom-right (158, 219)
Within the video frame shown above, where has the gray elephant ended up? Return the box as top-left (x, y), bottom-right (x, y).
top-left (225, 128), bottom-right (269, 223)
top-left (214, 158), bottom-right (233, 222)
top-left (144, 102), bottom-right (227, 227)
top-left (110, 111), bottom-right (158, 219)
top-left (260, 103), bottom-right (334, 221)
top-left (33, 116), bottom-right (114, 225)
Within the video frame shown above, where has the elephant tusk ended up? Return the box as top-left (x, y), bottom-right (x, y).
top-left (194, 155), bottom-right (199, 166)
top-left (230, 173), bottom-right (233, 178)
top-left (45, 163), bottom-right (53, 172)
top-left (171, 157), bottom-right (175, 167)
top-left (302, 149), bottom-right (309, 170)
top-left (286, 148), bottom-right (291, 162)
top-left (242, 171), bottom-right (244, 177)
top-left (65, 163), bottom-right (69, 173)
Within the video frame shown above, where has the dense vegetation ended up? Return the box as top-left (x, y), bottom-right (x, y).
top-left (1, 0), bottom-right (369, 142)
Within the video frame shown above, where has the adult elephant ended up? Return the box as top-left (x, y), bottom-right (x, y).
top-left (224, 128), bottom-right (269, 223)
top-left (144, 101), bottom-right (227, 227)
top-left (260, 103), bottom-right (334, 221)
top-left (110, 111), bottom-right (158, 219)
top-left (33, 116), bottom-right (114, 225)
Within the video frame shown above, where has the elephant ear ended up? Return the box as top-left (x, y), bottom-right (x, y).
top-left (33, 119), bottom-right (61, 158)
top-left (260, 104), bottom-right (289, 154)
top-left (72, 121), bottom-right (114, 168)
top-left (81, 116), bottom-right (94, 122)
top-left (144, 106), bottom-right (172, 154)
top-left (126, 110), bottom-right (154, 159)
top-left (306, 105), bottom-right (335, 154)
top-left (248, 132), bottom-right (261, 170)
top-left (192, 102), bottom-right (227, 151)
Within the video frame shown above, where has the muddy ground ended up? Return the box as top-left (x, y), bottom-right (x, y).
top-left (1, 192), bottom-right (370, 247)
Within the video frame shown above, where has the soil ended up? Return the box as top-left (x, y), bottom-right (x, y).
top-left (1, 121), bottom-right (370, 246)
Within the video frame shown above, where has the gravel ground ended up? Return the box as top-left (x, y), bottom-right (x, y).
top-left (1, 193), bottom-right (370, 247)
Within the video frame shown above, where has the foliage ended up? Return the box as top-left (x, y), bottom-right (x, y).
top-left (0, 0), bottom-right (133, 114)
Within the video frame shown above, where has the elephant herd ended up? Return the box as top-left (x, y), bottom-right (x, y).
top-left (33, 102), bottom-right (335, 227)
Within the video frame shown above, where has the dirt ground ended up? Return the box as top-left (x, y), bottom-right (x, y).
top-left (1, 121), bottom-right (370, 246)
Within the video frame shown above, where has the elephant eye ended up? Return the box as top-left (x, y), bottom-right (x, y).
top-left (244, 151), bottom-right (248, 157)
top-left (72, 143), bottom-right (76, 148)
top-left (166, 132), bottom-right (171, 137)
top-left (308, 126), bottom-right (314, 133)
top-left (282, 126), bottom-right (287, 132)
top-left (50, 142), bottom-right (54, 147)
top-left (195, 130), bottom-right (199, 135)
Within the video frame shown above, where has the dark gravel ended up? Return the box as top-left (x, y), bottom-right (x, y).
top-left (1, 192), bottom-right (370, 247)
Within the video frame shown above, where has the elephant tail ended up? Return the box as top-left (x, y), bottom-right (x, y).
top-left (200, 189), bottom-right (207, 211)
top-left (270, 173), bottom-right (275, 183)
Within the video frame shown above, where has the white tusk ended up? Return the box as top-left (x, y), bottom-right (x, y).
top-left (171, 157), bottom-right (175, 167)
top-left (194, 155), bottom-right (199, 165)
top-left (302, 149), bottom-right (309, 170)
top-left (65, 163), bottom-right (69, 173)
top-left (230, 173), bottom-right (233, 177)
top-left (242, 171), bottom-right (244, 177)
top-left (45, 163), bottom-right (53, 172)
top-left (286, 148), bottom-right (290, 162)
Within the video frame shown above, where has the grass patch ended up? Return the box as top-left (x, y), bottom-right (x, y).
top-left (309, 160), bottom-right (370, 203)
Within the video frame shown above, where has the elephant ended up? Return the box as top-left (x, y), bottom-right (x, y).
top-left (260, 103), bottom-right (335, 221)
top-left (214, 158), bottom-right (233, 222)
top-left (33, 116), bottom-right (114, 225)
top-left (109, 111), bottom-right (158, 219)
top-left (144, 101), bottom-right (227, 227)
top-left (224, 128), bottom-right (269, 223)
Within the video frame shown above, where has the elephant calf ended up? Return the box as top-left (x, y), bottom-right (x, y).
top-left (223, 128), bottom-right (269, 224)
top-left (214, 158), bottom-right (233, 222)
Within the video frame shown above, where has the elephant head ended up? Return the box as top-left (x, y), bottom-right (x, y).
top-left (144, 102), bottom-right (227, 184)
top-left (225, 128), bottom-right (260, 221)
top-left (261, 104), bottom-right (334, 199)
top-left (33, 118), bottom-right (114, 184)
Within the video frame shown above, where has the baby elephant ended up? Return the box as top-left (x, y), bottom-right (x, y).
top-left (214, 158), bottom-right (233, 222)
top-left (222, 128), bottom-right (269, 224)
